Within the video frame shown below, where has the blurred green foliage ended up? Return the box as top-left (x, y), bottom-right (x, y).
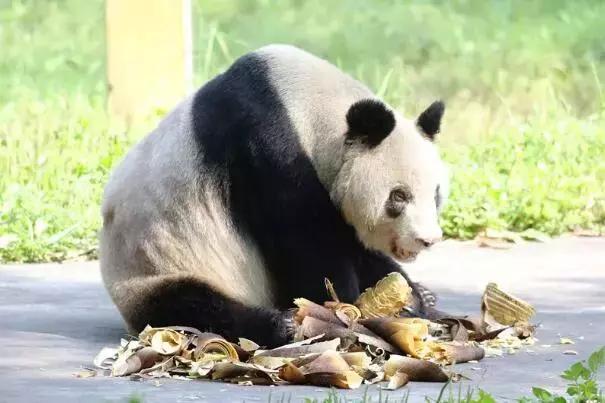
top-left (195, 0), bottom-right (605, 115)
top-left (0, 0), bottom-right (604, 262)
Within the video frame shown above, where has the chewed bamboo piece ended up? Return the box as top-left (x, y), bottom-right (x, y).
top-left (482, 283), bottom-right (536, 326)
top-left (355, 272), bottom-right (412, 318)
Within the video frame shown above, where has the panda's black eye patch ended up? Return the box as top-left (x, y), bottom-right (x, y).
top-left (386, 187), bottom-right (413, 218)
top-left (391, 188), bottom-right (412, 203)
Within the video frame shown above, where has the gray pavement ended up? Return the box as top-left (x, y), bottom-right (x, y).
top-left (0, 236), bottom-right (604, 402)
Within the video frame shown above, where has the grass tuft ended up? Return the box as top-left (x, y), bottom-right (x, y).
top-left (1, 0), bottom-right (604, 262)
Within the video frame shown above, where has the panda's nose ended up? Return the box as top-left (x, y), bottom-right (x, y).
top-left (415, 236), bottom-right (441, 248)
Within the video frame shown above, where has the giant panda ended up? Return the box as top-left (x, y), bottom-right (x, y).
top-left (100, 44), bottom-right (449, 348)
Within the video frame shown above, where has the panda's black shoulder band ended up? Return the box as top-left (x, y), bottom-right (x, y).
top-left (345, 99), bottom-right (396, 147)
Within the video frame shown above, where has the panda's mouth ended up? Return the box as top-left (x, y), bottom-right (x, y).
top-left (392, 249), bottom-right (418, 262)
top-left (390, 241), bottom-right (419, 263)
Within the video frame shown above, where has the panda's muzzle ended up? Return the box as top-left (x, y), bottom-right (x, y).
top-left (390, 238), bottom-right (420, 262)
top-left (415, 236), bottom-right (439, 248)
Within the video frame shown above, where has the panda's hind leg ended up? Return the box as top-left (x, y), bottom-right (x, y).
top-left (112, 275), bottom-right (292, 348)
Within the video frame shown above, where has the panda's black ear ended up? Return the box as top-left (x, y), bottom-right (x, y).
top-left (417, 100), bottom-right (445, 141)
top-left (345, 99), bottom-right (395, 148)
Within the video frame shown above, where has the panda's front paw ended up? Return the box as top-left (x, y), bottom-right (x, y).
top-left (399, 282), bottom-right (438, 318)
top-left (414, 282), bottom-right (437, 307)
top-left (281, 308), bottom-right (298, 342)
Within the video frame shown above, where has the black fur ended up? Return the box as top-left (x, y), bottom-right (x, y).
top-left (137, 53), bottom-right (430, 347)
top-left (345, 99), bottom-right (396, 147)
top-left (417, 100), bottom-right (445, 140)
top-left (190, 53), bottom-right (367, 306)
top-left (131, 277), bottom-right (292, 347)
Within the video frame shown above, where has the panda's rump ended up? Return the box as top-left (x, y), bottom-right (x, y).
top-left (101, 185), bottom-right (275, 320)
top-left (100, 102), bottom-right (276, 316)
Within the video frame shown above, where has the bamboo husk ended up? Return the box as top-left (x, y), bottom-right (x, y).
top-left (299, 350), bottom-right (364, 389)
top-left (255, 338), bottom-right (340, 358)
top-left (305, 371), bottom-right (364, 389)
top-left (360, 317), bottom-right (430, 357)
top-left (249, 355), bottom-right (295, 370)
top-left (278, 362), bottom-right (306, 384)
top-left (425, 341), bottom-right (485, 364)
top-left (340, 352), bottom-right (371, 368)
top-left (210, 361), bottom-right (278, 384)
top-left (294, 298), bottom-right (343, 325)
top-left (279, 351), bottom-right (364, 389)
top-left (193, 333), bottom-right (239, 362)
top-left (238, 338), bottom-right (260, 352)
top-left (298, 316), bottom-right (397, 353)
top-left (295, 299), bottom-right (386, 337)
top-left (139, 326), bottom-right (187, 355)
top-left (111, 347), bottom-right (163, 376)
top-left (384, 354), bottom-right (449, 382)
top-left (324, 301), bottom-right (362, 325)
top-left (385, 369), bottom-right (410, 390)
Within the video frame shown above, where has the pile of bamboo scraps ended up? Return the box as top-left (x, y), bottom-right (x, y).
top-left (92, 273), bottom-right (537, 390)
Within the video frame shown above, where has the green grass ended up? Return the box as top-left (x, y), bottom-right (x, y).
top-left (441, 114), bottom-right (605, 238)
top-left (1, 0), bottom-right (605, 262)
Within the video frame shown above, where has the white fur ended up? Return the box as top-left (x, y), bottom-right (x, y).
top-left (100, 97), bottom-right (275, 324)
top-left (331, 117), bottom-right (448, 259)
top-left (259, 45), bottom-right (449, 260)
top-left (257, 44), bottom-right (372, 188)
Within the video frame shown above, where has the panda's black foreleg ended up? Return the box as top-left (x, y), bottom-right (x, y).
top-left (128, 276), bottom-right (292, 348)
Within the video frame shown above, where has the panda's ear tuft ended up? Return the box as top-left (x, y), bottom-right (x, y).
top-left (417, 100), bottom-right (445, 141)
top-left (345, 99), bottom-right (396, 147)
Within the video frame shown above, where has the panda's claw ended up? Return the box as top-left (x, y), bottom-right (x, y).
top-left (415, 282), bottom-right (438, 307)
top-left (282, 308), bottom-right (298, 341)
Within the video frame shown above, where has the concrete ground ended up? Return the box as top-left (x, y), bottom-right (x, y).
top-left (1, 236), bottom-right (604, 403)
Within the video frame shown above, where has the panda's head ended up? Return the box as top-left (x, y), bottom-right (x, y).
top-left (331, 99), bottom-right (448, 263)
